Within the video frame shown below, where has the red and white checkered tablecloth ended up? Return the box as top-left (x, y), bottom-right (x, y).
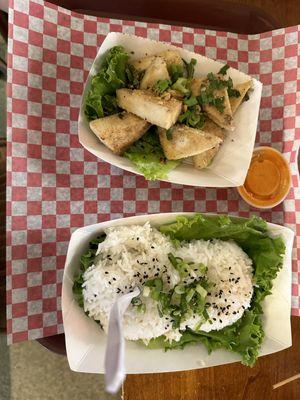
top-left (6, 0), bottom-right (300, 344)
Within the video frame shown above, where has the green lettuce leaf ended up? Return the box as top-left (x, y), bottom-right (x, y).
top-left (85, 46), bottom-right (129, 120)
top-left (124, 128), bottom-right (180, 180)
top-left (72, 234), bottom-right (106, 308)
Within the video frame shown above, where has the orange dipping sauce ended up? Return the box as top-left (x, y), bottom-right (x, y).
top-left (238, 147), bottom-right (291, 209)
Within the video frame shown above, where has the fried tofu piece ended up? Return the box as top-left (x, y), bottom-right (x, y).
top-left (116, 88), bottom-right (182, 130)
top-left (190, 77), bottom-right (206, 97)
top-left (132, 50), bottom-right (183, 71)
top-left (193, 119), bottom-right (225, 169)
top-left (229, 80), bottom-right (252, 114)
top-left (158, 50), bottom-right (183, 67)
top-left (89, 112), bottom-right (150, 155)
top-left (140, 57), bottom-right (170, 90)
top-left (204, 88), bottom-right (234, 131)
top-left (132, 55), bottom-right (156, 72)
top-left (158, 124), bottom-right (222, 160)
top-left (194, 147), bottom-right (220, 169)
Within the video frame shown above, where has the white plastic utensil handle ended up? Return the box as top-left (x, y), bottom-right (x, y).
top-left (104, 286), bottom-right (140, 394)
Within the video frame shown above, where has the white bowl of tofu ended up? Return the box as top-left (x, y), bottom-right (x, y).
top-left (78, 33), bottom-right (262, 187)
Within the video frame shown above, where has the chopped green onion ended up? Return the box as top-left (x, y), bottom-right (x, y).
top-left (169, 64), bottom-right (184, 83)
top-left (184, 96), bottom-right (198, 107)
top-left (174, 285), bottom-right (185, 295)
top-left (172, 77), bottom-right (190, 95)
top-left (185, 58), bottom-right (197, 79)
top-left (186, 288), bottom-right (195, 303)
top-left (196, 284), bottom-right (207, 298)
top-left (218, 64), bottom-right (230, 75)
top-left (154, 79), bottom-right (171, 94)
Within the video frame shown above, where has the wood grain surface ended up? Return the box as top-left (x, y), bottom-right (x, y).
top-left (229, 0), bottom-right (300, 28)
top-left (123, 318), bottom-right (300, 400)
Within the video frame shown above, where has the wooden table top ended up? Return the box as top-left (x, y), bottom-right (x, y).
top-left (123, 317), bottom-right (300, 400)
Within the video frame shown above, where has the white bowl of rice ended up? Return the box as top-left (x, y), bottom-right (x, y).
top-left (62, 212), bottom-right (293, 374)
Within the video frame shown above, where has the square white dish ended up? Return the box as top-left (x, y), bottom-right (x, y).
top-left (78, 33), bottom-right (263, 188)
top-left (62, 213), bottom-right (293, 374)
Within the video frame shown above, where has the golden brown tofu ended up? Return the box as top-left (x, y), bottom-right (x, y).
top-left (229, 80), bottom-right (252, 114)
top-left (131, 50), bottom-right (183, 72)
top-left (190, 77), bottom-right (206, 97)
top-left (158, 50), bottom-right (183, 67)
top-left (158, 124), bottom-right (222, 160)
top-left (140, 57), bottom-right (170, 90)
top-left (89, 112), bottom-right (150, 155)
top-left (131, 55), bottom-right (156, 72)
top-left (204, 88), bottom-right (234, 131)
top-left (193, 119), bottom-right (226, 169)
top-left (116, 88), bottom-right (182, 130)
top-left (193, 146), bottom-right (220, 169)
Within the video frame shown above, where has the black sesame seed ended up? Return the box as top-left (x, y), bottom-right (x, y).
top-left (213, 318), bottom-right (216, 321)
top-left (108, 281), bottom-right (111, 285)
top-left (219, 319), bottom-right (222, 323)
top-left (225, 299), bottom-right (227, 302)
top-left (152, 258), bottom-right (155, 262)
top-left (151, 246), bottom-right (154, 249)
top-left (113, 277), bottom-right (116, 281)
top-left (233, 311), bottom-right (237, 314)
top-left (105, 272), bottom-right (109, 275)
top-left (136, 237), bottom-right (139, 241)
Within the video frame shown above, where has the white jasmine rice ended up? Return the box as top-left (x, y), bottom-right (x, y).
top-left (82, 223), bottom-right (253, 342)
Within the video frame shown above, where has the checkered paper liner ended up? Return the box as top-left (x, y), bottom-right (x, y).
top-left (6, 0), bottom-right (300, 344)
